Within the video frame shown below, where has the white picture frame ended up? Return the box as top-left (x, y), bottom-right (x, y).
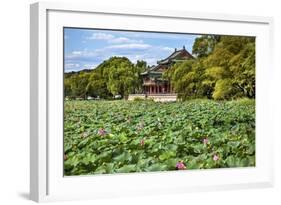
top-left (30, 1), bottom-right (274, 202)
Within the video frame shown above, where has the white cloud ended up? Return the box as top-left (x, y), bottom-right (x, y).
top-left (120, 32), bottom-right (199, 41)
top-left (162, 46), bottom-right (174, 52)
top-left (72, 51), bottom-right (82, 55)
top-left (85, 32), bottom-right (144, 44)
top-left (109, 37), bottom-right (143, 44)
top-left (86, 33), bottom-right (114, 40)
top-left (66, 49), bottom-right (100, 60)
top-left (65, 63), bottom-right (80, 69)
top-left (107, 43), bottom-right (151, 50)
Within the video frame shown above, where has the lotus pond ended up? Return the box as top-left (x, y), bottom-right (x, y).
top-left (64, 99), bottom-right (255, 176)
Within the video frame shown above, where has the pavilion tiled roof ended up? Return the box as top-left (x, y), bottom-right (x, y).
top-left (157, 46), bottom-right (194, 65)
top-left (141, 46), bottom-right (194, 75)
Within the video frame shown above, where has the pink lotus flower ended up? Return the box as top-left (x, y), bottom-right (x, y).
top-left (203, 137), bottom-right (209, 144)
top-left (176, 161), bottom-right (186, 170)
top-left (140, 139), bottom-right (145, 146)
top-left (213, 154), bottom-right (219, 161)
top-left (98, 128), bottom-right (107, 136)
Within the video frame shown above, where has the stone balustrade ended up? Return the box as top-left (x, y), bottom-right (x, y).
top-left (128, 94), bottom-right (177, 102)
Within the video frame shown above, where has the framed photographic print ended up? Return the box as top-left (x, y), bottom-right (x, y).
top-left (30, 2), bottom-right (274, 202)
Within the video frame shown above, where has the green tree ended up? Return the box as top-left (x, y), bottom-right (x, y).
top-left (165, 35), bottom-right (255, 100)
top-left (202, 36), bottom-right (255, 100)
top-left (64, 77), bottom-right (73, 98)
top-left (164, 60), bottom-right (201, 100)
top-left (66, 72), bottom-right (90, 99)
top-left (87, 70), bottom-right (110, 99)
top-left (192, 35), bottom-right (220, 58)
top-left (229, 42), bottom-right (255, 98)
top-left (105, 57), bottom-right (136, 98)
top-left (64, 57), bottom-right (145, 99)
top-left (134, 60), bottom-right (147, 93)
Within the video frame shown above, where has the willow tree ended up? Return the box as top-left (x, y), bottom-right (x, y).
top-left (100, 57), bottom-right (139, 98)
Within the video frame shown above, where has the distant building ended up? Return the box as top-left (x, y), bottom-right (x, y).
top-left (140, 46), bottom-right (194, 95)
top-left (128, 46), bottom-right (194, 102)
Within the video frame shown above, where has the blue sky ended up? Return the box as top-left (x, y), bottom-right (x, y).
top-left (64, 28), bottom-right (199, 72)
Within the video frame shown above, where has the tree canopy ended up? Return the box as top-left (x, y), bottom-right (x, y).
top-left (163, 35), bottom-right (255, 100)
top-left (64, 57), bottom-right (146, 99)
